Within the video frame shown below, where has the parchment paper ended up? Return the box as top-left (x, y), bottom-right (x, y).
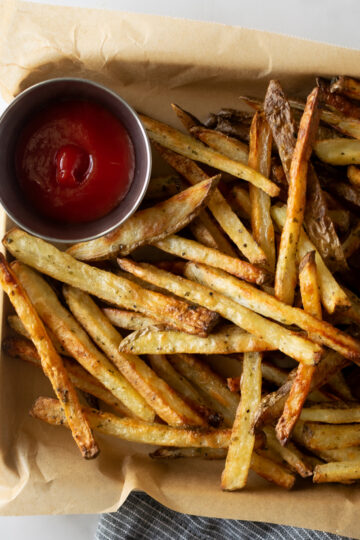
top-left (1, 1), bottom-right (360, 536)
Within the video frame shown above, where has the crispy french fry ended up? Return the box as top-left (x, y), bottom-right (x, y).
top-left (184, 263), bottom-right (359, 362)
top-left (190, 212), bottom-right (237, 257)
top-left (313, 461), bottom-right (360, 483)
top-left (147, 354), bottom-right (222, 427)
top-left (190, 126), bottom-right (249, 164)
top-left (2, 336), bottom-right (131, 416)
top-left (225, 359), bottom-right (288, 391)
top-left (299, 251), bottom-right (322, 320)
top-left (221, 352), bottom-right (262, 490)
top-left (347, 165), bottom-right (360, 187)
top-left (229, 185), bottom-right (252, 219)
top-left (0, 255), bottom-right (98, 459)
top-left (119, 325), bottom-right (274, 355)
top-left (67, 176), bottom-right (218, 261)
top-left (300, 404), bottom-right (360, 424)
top-left (7, 314), bottom-right (69, 356)
top-left (153, 144), bottom-right (267, 265)
top-left (342, 221), bottom-right (360, 259)
top-left (271, 205), bottom-right (350, 313)
top-left (317, 77), bottom-right (360, 119)
top-left (330, 76), bottom-right (360, 101)
top-left (314, 138), bottom-right (360, 165)
top-left (102, 309), bottom-right (157, 331)
top-left (171, 103), bottom-right (202, 131)
top-left (263, 426), bottom-right (313, 478)
top-left (275, 87), bottom-right (319, 305)
top-left (154, 235), bottom-right (268, 285)
top-left (30, 397), bottom-right (231, 448)
top-left (12, 262), bottom-right (155, 422)
top-left (64, 286), bottom-right (206, 427)
top-left (250, 452), bottom-right (295, 489)
top-left (146, 174), bottom-right (185, 200)
top-left (295, 421), bottom-right (360, 450)
top-left (3, 228), bottom-right (218, 337)
top-left (150, 447), bottom-right (227, 459)
top-left (248, 112), bottom-right (275, 273)
top-left (118, 258), bottom-right (322, 365)
top-left (140, 114), bottom-right (279, 196)
top-left (316, 447), bottom-right (360, 462)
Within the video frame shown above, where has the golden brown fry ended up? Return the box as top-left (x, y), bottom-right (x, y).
top-left (300, 404), bottom-right (360, 424)
top-left (3, 336), bottom-right (131, 416)
top-left (342, 221), bottom-right (360, 259)
top-left (190, 126), bottom-right (249, 164)
top-left (229, 185), bottom-right (252, 219)
top-left (146, 174), bottom-right (185, 200)
top-left (295, 421), bottom-right (360, 450)
top-left (271, 205), bottom-right (350, 313)
top-left (4, 228), bottom-right (218, 337)
top-left (226, 359), bottom-right (288, 391)
top-left (154, 235), bottom-right (268, 284)
top-left (150, 447), bottom-right (227, 460)
top-left (185, 263), bottom-right (359, 362)
top-left (221, 352), bottom-right (262, 490)
top-left (64, 286), bottom-right (206, 427)
top-left (191, 211), bottom-right (238, 257)
top-left (171, 103), bottom-right (202, 131)
top-left (314, 138), bottom-right (360, 165)
top-left (275, 87), bottom-right (319, 305)
top-left (0, 256), bottom-right (98, 459)
top-left (248, 112), bottom-right (275, 273)
top-left (102, 309), bottom-right (157, 331)
top-left (316, 447), bottom-right (360, 462)
top-left (67, 176), bottom-right (218, 261)
top-left (313, 461), bottom-right (360, 483)
top-left (118, 258), bottom-right (322, 364)
top-left (299, 251), bottom-right (322, 320)
top-left (119, 325), bottom-right (274, 355)
top-left (330, 76), bottom-right (360, 101)
top-left (31, 397), bottom-right (231, 448)
top-left (263, 426), bottom-right (313, 478)
top-left (7, 314), bottom-right (69, 356)
top-left (140, 114), bottom-right (279, 196)
top-left (12, 262), bottom-right (154, 422)
top-left (347, 165), bottom-right (360, 187)
top-left (250, 452), bottom-right (295, 489)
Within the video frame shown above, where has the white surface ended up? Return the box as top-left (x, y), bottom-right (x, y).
top-left (0, 1), bottom-right (359, 539)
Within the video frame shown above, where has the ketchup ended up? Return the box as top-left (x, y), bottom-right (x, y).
top-left (15, 100), bottom-right (135, 223)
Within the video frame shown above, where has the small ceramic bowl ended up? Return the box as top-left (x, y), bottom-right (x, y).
top-left (0, 78), bottom-right (151, 243)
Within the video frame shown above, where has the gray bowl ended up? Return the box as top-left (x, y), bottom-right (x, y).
top-left (0, 78), bottom-right (151, 243)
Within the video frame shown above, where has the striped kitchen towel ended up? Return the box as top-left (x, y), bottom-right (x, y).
top-left (96, 492), bottom-right (354, 539)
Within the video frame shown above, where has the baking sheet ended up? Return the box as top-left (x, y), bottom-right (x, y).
top-left (1, 1), bottom-right (360, 536)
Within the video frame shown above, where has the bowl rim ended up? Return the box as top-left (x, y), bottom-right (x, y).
top-left (0, 77), bottom-right (152, 244)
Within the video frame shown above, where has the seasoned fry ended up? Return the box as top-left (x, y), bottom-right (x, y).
top-left (12, 262), bottom-right (155, 422)
top-left (330, 76), bottom-right (360, 101)
top-left (118, 258), bottom-right (322, 364)
top-left (154, 235), bottom-right (268, 284)
top-left (31, 397), bottom-right (232, 448)
top-left (3, 336), bottom-right (131, 416)
top-left (274, 87), bottom-right (319, 304)
top-left (0, 256), bottom-right (98, 459)
top-left (102, 309), bottom-right (157, 331)
top-left (300, 404), bottom-right (360, 424)
top-left (4, 228), bottom-right (218, 337)
top-left (295, 422), bottom-right (360, 450)
top-left (226, 359), bottom-right (288, 391)
top-left (250, 452), bottom-right (295, 489)
top-left (271, 204), bottom-right (350, 313)
top-left (342, 221), bottom-right (360, 259)
top-left (221, 352), bottom-right (262, 490)
top-left (191, 211), bottom-right (238, 257)
top-left (317, 77), bottom-right (360, 119)
top-left (150, 447), bottom-right (227, 460)
top-left (190, 126), bottom-right (249, 164)
top-left (248, 112), bottom-right (275, 273)
top-left (64, 286), bottom-right (206, 427)
top-left (140, 114), bottom-right (279, 196)
top-left (263, 426), bottom-right (313, 478)
top-left (146, 174), bottom-right (185, 199)
top-left (119, 325), bottom-right (274, 355)
top-left (347, 165), bottom-right (360, 187)
top-left (314, 138), bottom-right (360, 165)
top-left (67, 176), bottom-right (218, 261)
top-left (171, 102), bottom-right (202, 131)
top-left (7, 314), bottom-right (68, 356)
top-left (299, 251), bottom-right (322, 320)
top-left (316, 447), bottom-right (360, 462)
top-left (313, 461), bottom-right (360, 483)
top-left (185, 263), bottom-right (359, 361)
top-left (147, 354), bottom-right (222, 427)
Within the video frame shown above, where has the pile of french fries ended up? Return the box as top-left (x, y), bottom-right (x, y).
top-left (5, 75), bottom-right (360, 490)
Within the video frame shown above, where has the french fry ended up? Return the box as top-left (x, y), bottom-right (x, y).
top-left (248, 112), bottom-right (276, 273)
top-left (190, 126), bottom-right (249, 164)
top-left (330, 76), bottom-right (360, 101)
top-left (30, 397), bottom-right (232, 448)
top-left (347, 165), bottom-right (360, 187)
top-left (0, 255), bottom-right (98, 459)
top-left (298, 251), bottom-right (322, 320)
top-left (221, 352), bottom-right (262, 490)
top-left (184, 263), bottom-right (359, 362)
top-left (317, 77), bottom-right (360, 120)
top-left (189, 213), bottom-right (237, 257)
top-left (153, 144), bottom-right (267, 265)
top-left (295, 421), bottom-right (360, 450)
top-left (274, 87), bottom-right (319, 304)
top-left (224, 358), bottom-right (288, 391)
top-left (140, 114), bottom-right (279, 196)
top-left (300, 404), bottom-right (360, 424)
top-left (119, 325), bottom-right (274, 355)
top-left (153, 235), bottom-right (268, 284)
top-left (271, 205), bottom-right (350, 313)
top-left (102, 309), bottom-right (157, 331)
top-left (171, 103), bottom-right (202, 131)
top-left (150, 447), bottom-right (227, 460)
top-left (146, 174), bottom-right (185, 200)
top-left (229, 185), bottom-right (252, 219)
top-left (263, 426), bottom-right (313, 478)
top-left (64, 286), bottom-right (206, 427)
top-left (67, 176), bottom-right (219, 261)
top-left (316, 447), bottom-right (360, 462)
top-left (118, 258), bottom-right (322, 365)
top-left (342, 221), bottom-right (360, 259)
top-left (12, 262), bottom-right (155, 422)
top-left (7, 314), bottom-right (69, 356)
top-left (3, 228), bottom-right (219, 337)
top-left (147, 354), bottom-right (222, 427)
top-left (314, 138), bottom-right (360, 165)
top-left (250, 452), bottom-right (295, 489)
top-left (313, 461), bottom-right (360, 484)
top-left (2, 336), bottom-right (131, 416)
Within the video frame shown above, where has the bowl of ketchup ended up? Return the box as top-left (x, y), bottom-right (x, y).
top-left (0, 78), bottom-right (151, 242)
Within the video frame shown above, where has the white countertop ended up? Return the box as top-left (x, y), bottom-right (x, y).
top-left (0, 1), bottom-right (359, 538)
